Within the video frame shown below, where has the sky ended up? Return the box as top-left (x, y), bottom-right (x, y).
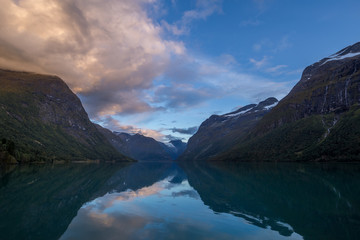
top-left (0, 0), bottom-right (360, 142)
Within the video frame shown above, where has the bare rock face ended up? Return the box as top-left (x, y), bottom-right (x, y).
top-left (0, 69), bottom-right (130, 162)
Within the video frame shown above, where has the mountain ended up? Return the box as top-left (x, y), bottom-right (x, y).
top-left (166, 139), bottom-right (187, 159)
top-left (218, 42), bottom-right (360, 161)
top-left (0, 69), bottom-right (131, 163)
top-left (180, 97), bottom-right (278, 161)
top-left (97, 127), bottom-right (186, 161)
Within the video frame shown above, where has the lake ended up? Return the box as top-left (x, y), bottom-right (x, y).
top-left (0, 162), bottom-right (359, 240)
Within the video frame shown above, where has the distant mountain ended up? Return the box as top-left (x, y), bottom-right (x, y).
top-left (218, 42), bottom-right (360, 161)
top-left (180, 97), bottom-right (278, 161)
top-left (0, 69), bottom-right (131, 163)
top-left (97, 127), bottom-right (186, 161)
top-left (166, 139), bottom-right (187, 159)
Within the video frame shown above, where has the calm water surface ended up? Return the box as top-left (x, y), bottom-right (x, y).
top-left (0, 162), bottom-right (359, 240)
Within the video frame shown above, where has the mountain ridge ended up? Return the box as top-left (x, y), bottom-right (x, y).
top-left (179, 97), bottom-right (278, 161)
top-left (97, 125), bottom-right (186, 162)
top-left (216, 42), bottom-right (360, 161)
top-left (0, 69), bottom-right (132, 163)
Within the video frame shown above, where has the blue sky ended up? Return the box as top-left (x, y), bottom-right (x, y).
top-left (0, 0), bottom-right (360, 141)
top-left (114, 0), bottom-right (360, 141)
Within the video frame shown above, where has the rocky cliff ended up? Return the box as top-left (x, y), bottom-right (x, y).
top-left (256, 42), bottom-right (360, 132)
top-left (0, 69), bottom-right (131, 163)
top-left (219, 42), bottom-right (360, 161)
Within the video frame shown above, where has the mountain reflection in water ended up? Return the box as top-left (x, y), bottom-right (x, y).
top-left (181, 162), bottom-right (360, 240)
top-left (1, 162), bottom-right (359, 240)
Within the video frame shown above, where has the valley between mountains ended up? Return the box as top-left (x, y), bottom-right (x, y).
top-left (1, 42), bottom-right (360, 163)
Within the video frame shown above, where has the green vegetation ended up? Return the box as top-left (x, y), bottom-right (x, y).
top-left (303, 105), bottom-right (360, 161)
top-left (216, 104), bottom-right (360, 162)
top-left (216, 115), bottom-right (326, 161)
top-left (0, 138), bottom-right (17, 164)
top-left (0, 69), bottom-right (132, 163)
top-left (212, 46), bottom-right (360, 162)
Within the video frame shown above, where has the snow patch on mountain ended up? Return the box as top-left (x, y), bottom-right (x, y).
top-left (164, 142), bottom-right (176, 149)
top-left (224, 108), bottom-right (252, 117)
top-left (321, 52), bottom-right (360, 65)
top-left (224, 100), bottom-right (278, 118)
top-left (264, 102), bottom-right (278, 110)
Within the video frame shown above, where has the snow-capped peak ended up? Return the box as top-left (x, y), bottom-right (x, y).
top-left (223, 98), bottom-right (278, 119)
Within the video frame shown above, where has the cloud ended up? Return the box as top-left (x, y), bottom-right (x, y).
top-left (172, 190), bottom-right (199, 199)
top-left (253, 36), bottom-right (292, 53)
top-left (99, 116), bottom-right (166, 141)
top-left (150, 53), bottom-right (291, 111)
top-left (165, 134), bottom-right (184, 141)
top-left (218, 54), bottom-right (238, 66)
top-left (162, 0), bottom-right (222, 35)
top-left (250, 56), bottom-right (269, 68)
top-left (253, 39), bottom-right (271, 52)
top-left (0, 0), bottom-right (294, 139)
top-left (152, 83), bottom-right (214, 109)
top-left (169, 127), bottom-right (198, 135)
top-left (273, 35), bottom-right (292, 52)
top-left (249, 57), bottom-right (296, 76)
top-left (0, 0), bottom-right (184, 119)
top-left (266, 64), bottom-right (288, 73)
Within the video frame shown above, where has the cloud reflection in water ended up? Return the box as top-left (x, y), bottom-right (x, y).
top-left (61, 177), bottom-right (302, 240)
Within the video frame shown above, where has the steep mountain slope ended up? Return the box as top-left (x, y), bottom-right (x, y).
top-left (166, 140), bottom-right (187, 159)
top-left (97, 126), bottom-right (185, 161)
top-left (219, 42), bottom-right (360, 161)
top-left (0, 69), bottom-right (131, 163)
top-left (180, 97), bottom-right (278, 161)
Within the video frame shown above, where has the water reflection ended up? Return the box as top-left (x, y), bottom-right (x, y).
top-left (0, 163), bottom-right (130, 240)
top-left (181, 162), bottom-right (360, 240)
top-left (61, 169), bottom-right (299, 240)
top-left (1, 162), bottom-right (360, 240)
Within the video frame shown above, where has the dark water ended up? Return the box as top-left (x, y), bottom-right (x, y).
top-left (0, 162), bottom-right (360, 240)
